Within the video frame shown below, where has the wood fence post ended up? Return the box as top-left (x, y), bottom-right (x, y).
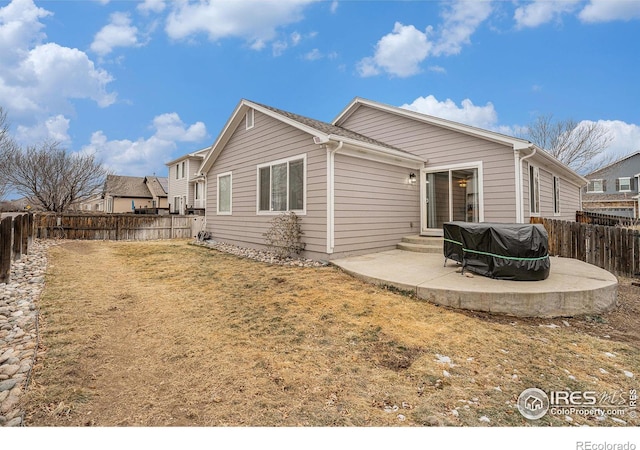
top-left (12, 214), bottom-right (22, 261)
top-left (21, 214), bottom-right (29, 255)
top-left (0, 217), bottom-right (12, 284)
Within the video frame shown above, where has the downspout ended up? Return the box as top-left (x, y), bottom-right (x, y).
top-left (326, 140), bottom-right (343, 254)
top-left (516, 146), bottom-right (537, 223)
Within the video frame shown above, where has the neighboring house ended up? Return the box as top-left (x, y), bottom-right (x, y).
top-left (73, 193), bottom-right (105, 212)
top-left (145, 175), bottom-right (169, 210)
top-left (165, 148), bottom-right (209, 215)
top-left (192, 98), bottom-right (585, 261)
top-left (582, 151), bottom-right (640, 218)
top-left (103, 175), bottom-right (168, 213)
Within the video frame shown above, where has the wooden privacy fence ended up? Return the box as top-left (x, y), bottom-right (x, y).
top-left (530, 217), bottom-right (640, 278)
top-left (576, 210), bottom-right (638, 227)
top-left (0, 214), bottom-right (34, 284)
top-left (34, 213), bottom-right (203, 241)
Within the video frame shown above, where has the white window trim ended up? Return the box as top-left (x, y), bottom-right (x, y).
top-left (587, 179), bottom-right (604, 193)
top-left (217, 171), bottom-right (232, 215)
top-left (173, 196), bottom-right (181, 214)
top-left (618, 177), bottom-right (632, 192)
top-left (256, 153), bottom-right (307, 216)
top-left (529, 163), bottom-right (540, 216)
top-left (553, 175), bottom-right (561, 216)
top-left (246, 108), bottom-right (254, 130)
top-left (419, 161), bottom-right (485, 234)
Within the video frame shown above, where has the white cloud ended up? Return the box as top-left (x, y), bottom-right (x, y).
top-left (330, 1), bottom-right (339, 14)
top-left (83, 113), bottom-right (207, 175)
top-left (514, 0), bottom-right (581, 28)
top-left (433, 0), bottom-right (493, 56)
top-left (401, 95), bottom-right (498, 130)
top-left (304, 48), bottom-right (323, 61)
top-left (15, 114), bottom-right (70, 145)
top-left (513, 0), bottom-right (640, 28)
top-left (165, 0), bottom-right (317, 49)
top-left (0, 0), bottom-right (50, 66)
top-left (589, 120), bottom-right (640, 160)
top-left (0, 0), bottom-right (115, 127)
top-left (152, 112), bottom-right (206, 142)
top-left (90, 12), bottom-right (142, 56)
top-left (357, 1), bottom-right (491, 77)
top-left (579, 0), bottom-right (640, 22)
top-left (137, 0), bottom-right (166, 15)
top-left (357, 22), bottom-right (432, 78)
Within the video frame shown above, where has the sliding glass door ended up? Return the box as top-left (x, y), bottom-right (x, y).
top-left (422, 165), bottom-right (481, 234)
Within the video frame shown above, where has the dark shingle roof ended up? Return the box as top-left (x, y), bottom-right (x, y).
top-left (252, 101), bottom-right (409, 154)
top-left (145, 176), bottom-right (168, 197)
top-left (105, 175), bottom-right (152, 198)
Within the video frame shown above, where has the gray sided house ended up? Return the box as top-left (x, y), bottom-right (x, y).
top-left (165, 148), bottom-right (209, 215)
top-left (582, 151), bottom-right (640, 218)
top-left (191, 98), bottom-right (585, 261)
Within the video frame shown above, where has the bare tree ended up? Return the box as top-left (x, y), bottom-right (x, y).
top-left (523, 114), bottom-right (614, 174)
top-left (1, 141), bottom-right (109, 212)
top-left (0, 107), bottom-right (14, 202)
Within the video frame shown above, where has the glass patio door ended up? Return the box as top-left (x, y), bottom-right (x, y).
top-left (422, 166), bottom-right (480, 234)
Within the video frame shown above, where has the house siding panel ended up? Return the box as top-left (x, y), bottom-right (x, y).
top-left (332, 153), bottom-right (420, 257)
top-left (341, 106), bottom-right (518, 223)
top-left (205, 110), bottom-right (327, 257)
top-left (523, 158), bottom-right (583, 222)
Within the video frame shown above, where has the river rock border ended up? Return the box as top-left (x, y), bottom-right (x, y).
top-left (0, 239), bottom-right (53, 427)
top-left (192, 239), bottom-right (328, 268)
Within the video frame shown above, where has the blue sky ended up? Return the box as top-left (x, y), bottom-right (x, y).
top-left (1, 0), bottom-right (639, 181)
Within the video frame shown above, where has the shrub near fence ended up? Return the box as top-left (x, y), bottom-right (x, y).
top-left (530, 217), bottom-right (640, 278)
top-left (0, 214), bottom-right (34, 284)
top-left (34, 213), bottom-right (200, 241)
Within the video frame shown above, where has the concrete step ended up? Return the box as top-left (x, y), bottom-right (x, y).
top-left (397, 236), bottom-right (443, 254)
top-left (401, 235), bottom-right (444, 246)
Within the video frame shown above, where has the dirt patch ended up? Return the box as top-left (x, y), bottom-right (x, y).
top-left (22, 240), bottom-right (640, 427)
top-left (459, 277), bottom-right (640, 346)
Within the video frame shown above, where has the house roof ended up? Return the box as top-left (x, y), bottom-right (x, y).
top-left (165, 147), bottom-right (210, 167)
top-left (334, 97), bottom-right (587, 186)
top-left (144, 176), bottom-right (168, 198)
top-left (585, 151), bottom-right (640, 178)
top-left (334, 97), bottom-right (535, 150)
top-left (105, 175), bottom-right (152, 198)
top-left (200, 99), bottom-right (424, 174)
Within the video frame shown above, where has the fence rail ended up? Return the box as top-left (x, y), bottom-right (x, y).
top-left (34, 213), bottom-right (202, 241)
top-left (576, 210), bottom-right (638, 227)
top-left (0, 214), bottom-right (34, 284)
top-left (531, 216), bottom-right (640, 277)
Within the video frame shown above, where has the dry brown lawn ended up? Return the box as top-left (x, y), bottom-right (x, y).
top-left (22, 240), bottom-right (640, 427)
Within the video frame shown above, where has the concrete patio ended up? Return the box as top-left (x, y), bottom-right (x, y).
top-left (332, 250), bottom-right (618, 318)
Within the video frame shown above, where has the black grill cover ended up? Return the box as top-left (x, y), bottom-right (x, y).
top-left (443, 222), bottom-right (550, 281)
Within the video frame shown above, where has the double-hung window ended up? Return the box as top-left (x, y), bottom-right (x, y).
top-left (587, 179), bottom-right (604, 193)
top-left (553, 176), bottom-right (561, 215)
top-left (529, 164), bottom-right (540, 215)
top-left (617, 177), bottom-right (631, 192)
top-left (257, 155), bottom-right (306, 214)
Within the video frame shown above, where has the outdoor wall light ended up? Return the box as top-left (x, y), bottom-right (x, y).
top-left (458, 178), bottom-right (467, 188)
top-left (409, 173), bottom-right (417, 185)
